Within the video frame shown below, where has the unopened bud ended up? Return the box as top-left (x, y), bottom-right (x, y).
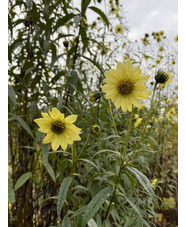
top-left (89, 91), bottom-right (101, 102)
top-left (155, 70), bottom-right (169, 85)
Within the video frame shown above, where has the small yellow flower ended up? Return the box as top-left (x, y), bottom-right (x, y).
top-left (115, 24), bottom-right (123, 34)
top-left (157, 116), bottom-right (163, 121)
top-left (134, 118), bottom-right (142, 127)
top-left (171, 60), bottom-right (176, 65)
top-left (159, 30), bottom-right (164, 36)
top-left (123, 55), bottom-right (129, 61)
top-left (141, 38), bottom-right (149, 45)
top-left (34, 108), bottom-right (81, 151)
top-left (166, 99), bottom-right (172, 104)
top-left (174, 35), bottom-right (178, 42)
top-left (163, 197), bottom-right (176, 210)
top-left (151, 178), bottom-right (158, 187)
top-left (8, 203), bottom-right (12, 211)
top-left (159, 46), bottom-right (164, 52)
top-left (134, 114), bottom-right (139, 119)
top-left (110, 7), bottom-right (119, 14)
top-left (156, 36), bottom-right (161, 43)
top-left (102, 60), bottom-right (152, 112)
top-left (173, 169), bottom-right (178, 174)
top-left (156, 59), bottom-right (161, 64)
top-left (159, 55), bottom-right (163, 59)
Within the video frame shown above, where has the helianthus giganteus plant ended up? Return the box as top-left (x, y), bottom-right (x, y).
top-left (8, 0), bottom-right (177, 226)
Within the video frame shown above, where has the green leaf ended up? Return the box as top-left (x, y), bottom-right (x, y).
top-left (92, 149), bottom-right (120, 159)
top-left (77, 158), bottom-right (100, 173)
top-left (88, 218), bottom-right (98, 227)
top-left (41, 144), bottom-right (56, 182)
top-left (82, 55), bottom-right (103, 73)
top-left (8, 179), bottom-right (15, 203)
top-left (81, 0), bottom-right (91, 12)
top-left (51, 70), bottom-right (66, 84)
top-left (8, 85), bottom-right (16, 105)
top-left (123, 172), bottom-right (136, 194)
top-left (81, 25), bottom-right (88, 52)
top-left (117, 191), bottom-right (143, 226)
top-left (14, 172), bottom-right (32, 191)
top-left (62, 215), bottom-right (71, 227)
top-left (72, 205), bottom-right (87, 218)
top-left (57, 176), bottom-right (73, 220)
top-left (88, 6), bottom-right (109, 28)
top-left (55, 13), bottom-right (76, 31)
top-left (9, 113), bottom-right (34, 139)
top-left (127, 167), bottom-right (157, 203)
top-left (69, 70), bottom-right (79, 94)
top-left (50, 53), bottom-right (65, 68)
top-left (81, 187), bottom-right (112, 226)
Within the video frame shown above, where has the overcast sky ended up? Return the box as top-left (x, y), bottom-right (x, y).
top-left (123, 0), bottom-right (178, 43)
top-left (75, 0), bottom-right (178, 45)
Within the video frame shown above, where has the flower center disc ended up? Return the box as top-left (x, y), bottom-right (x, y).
top-left (117, 80), bottom-right (134, 95)
top-left (51, 121), bottom-right (65, 134)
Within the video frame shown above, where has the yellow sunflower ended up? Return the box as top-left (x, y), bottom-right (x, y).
top-left (115, 25), bottom-right (123, 34)
top-left (102, 60), bottom-right (152, 112)
top-left (34, 107), bottom-right (81, 151)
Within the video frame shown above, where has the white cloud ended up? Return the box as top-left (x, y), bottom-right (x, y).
top-left (123, 0), bottom-right (178, 42)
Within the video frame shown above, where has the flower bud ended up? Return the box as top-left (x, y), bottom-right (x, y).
top-left (91, 125), bottom-right (101, 134)
top-left (89, 91), bottom-right (101, 102)
top-left (155, 70), bottom-right (169, 85)
top-left (63, 41), bottom-right (69, 48)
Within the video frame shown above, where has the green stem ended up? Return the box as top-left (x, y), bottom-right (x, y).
top-left (66, 144), bottom-right (76, 213)
top-left (76, 134), bottom-right (90, 161)
top-left (123, 106), bottom-right (134, 160)
top-left (124, 85), bottom-right (157, 166)
top-left (108, 101), bottom-right (122, 155)
top-left (105, 106), bottom-right (134, 220)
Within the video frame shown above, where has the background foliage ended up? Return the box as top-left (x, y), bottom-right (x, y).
top-left (8, 0), bottom-right (178, 226)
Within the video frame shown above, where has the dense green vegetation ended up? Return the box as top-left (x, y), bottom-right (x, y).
top-left (8, 0), bottom-right (178, 226)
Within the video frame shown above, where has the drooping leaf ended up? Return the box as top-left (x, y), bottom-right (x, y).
top-left (82, 55), bottom-right (103, 73)
top-left (117, 188), bottom-right (143, 226)
top-left (9, 113), bottom-right (34, 139)
top-left (8, 85), bottom-right (16, 105)
top-left (88, 6), bottom-right (109, 28)
top-left (57, 176), bottom-right (73, 220)
top-left (87, 218), bottom-right (98, 227)
top-left (14, 172), bottom-right (32, 191)
top-left (41, 144), bottom-right (56, 182)
top-left (72, 205), bottom-right (87, 218)
top-left (8, 179), bottom-right (15, 203)
top-left (50, 53), bottom-right (65, 68)
top-left (69, 70), bottom-right (79, 94)
top-left (55, 13), bottom-right (76, 31)
top-left (61, 215), bottom-right (71, 227)
top-left (77, 158), bottom-right (100, 173)
top-left (81, 25), bottom-right (88, 52)
top-left (81, 187), bottom-right (112, 226)
top-left (127, 167), bottom-right (157, 203)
